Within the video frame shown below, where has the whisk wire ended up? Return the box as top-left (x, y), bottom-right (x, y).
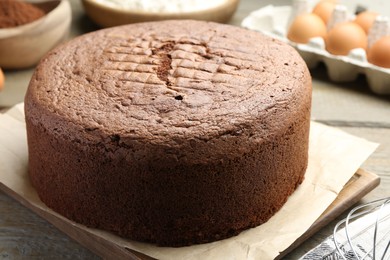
top-left (333, 197), bottom-right (390, 260)
top-left (300, 197), bottom-right (390, 260)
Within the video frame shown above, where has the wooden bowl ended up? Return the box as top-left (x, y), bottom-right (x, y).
top-left (82, 0), bottom-right (240, 28)
top-left (0, 0), bottom-right (71, 69)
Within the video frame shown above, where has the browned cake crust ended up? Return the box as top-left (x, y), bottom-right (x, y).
top-left (24, 20), bottom-right (311, 246)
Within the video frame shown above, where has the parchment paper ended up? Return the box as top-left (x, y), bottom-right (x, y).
top-left (0, 103), bottom-right (379, 260)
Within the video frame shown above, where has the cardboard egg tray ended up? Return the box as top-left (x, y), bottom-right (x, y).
top-left (241, 4), bottom-right (390, 95)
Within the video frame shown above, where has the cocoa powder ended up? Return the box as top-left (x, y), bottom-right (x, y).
top-left (0, 0), bottom-right (45, 28)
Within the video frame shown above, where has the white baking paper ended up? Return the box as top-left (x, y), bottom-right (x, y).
top-left (0, 103), bottom-right (379, 260)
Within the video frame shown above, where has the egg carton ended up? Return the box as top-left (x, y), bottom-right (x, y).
top-left (241, 4), bottom-right (390, 95)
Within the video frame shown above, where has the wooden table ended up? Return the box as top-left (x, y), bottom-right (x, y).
top-left (0, 0), bottom-right (389, 259)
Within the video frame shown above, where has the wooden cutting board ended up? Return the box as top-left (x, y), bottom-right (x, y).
top-left (279, 168), bottom-right (380, 258)
top-left (0, 168), bottom-right (379, 259)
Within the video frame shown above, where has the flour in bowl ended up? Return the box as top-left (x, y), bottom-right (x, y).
top-left (92, 0), bottom-right (229, 13)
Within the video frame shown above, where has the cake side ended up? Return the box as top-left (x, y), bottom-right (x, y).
top-left (26, 107), bottom-right (310, 245)
top-left (25, 20), bottom-right (312, 246)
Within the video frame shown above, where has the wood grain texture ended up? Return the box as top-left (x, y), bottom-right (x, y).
top-left (1, 0), bottom-right (390, 259)
top-left (0, 191), bottom-right (98, 259)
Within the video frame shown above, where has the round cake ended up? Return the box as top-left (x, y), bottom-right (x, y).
top-left (25, 20), bottom-right (312, 246)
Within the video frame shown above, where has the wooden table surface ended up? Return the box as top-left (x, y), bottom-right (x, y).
top-left (0, 0), bottom-right (389, 259)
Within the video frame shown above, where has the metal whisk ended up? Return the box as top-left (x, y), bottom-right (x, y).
top-left (333, 197), bottom-right (390, 260)
top-left (300, 197), bottom-right (390, 260)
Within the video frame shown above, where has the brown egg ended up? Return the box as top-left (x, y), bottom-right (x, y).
top-left (325, 22), bottom-right (368, 55)
top-left (312, 1), bottom-right (336, 24)
top-left (0, 68), bottom-right (4, 91)
top-left (368, 36), bottom-right (390, 68)
top-left (354, 11), bottom-right (378, 33)
top-left (287, 13), bottom-right (327, 44)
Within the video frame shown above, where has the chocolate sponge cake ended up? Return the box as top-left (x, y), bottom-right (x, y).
top-left (25, 20), bottom-right (311, 246)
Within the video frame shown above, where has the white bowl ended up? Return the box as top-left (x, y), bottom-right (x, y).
top-left (0, 0), bottom-right (72, 69)
top-left (82, 0), bottom-right (240, 28)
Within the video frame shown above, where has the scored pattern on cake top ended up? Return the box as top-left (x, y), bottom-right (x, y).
top-left (100, 34), bottom-right (283, 107)
top-left (29, 21), bottom-right (309, 143)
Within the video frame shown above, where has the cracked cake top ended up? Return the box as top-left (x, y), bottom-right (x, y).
top-left (26, 20), bottom-right (311, 157)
